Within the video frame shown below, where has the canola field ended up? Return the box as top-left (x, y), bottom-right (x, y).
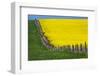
top-left (28, 20), bottom-right (88, 60)
top-left (39, 19), bottom-right (88, 47)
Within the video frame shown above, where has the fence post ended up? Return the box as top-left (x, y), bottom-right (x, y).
top-left (75, 44), bottom-right (79, 53)
top-left (72, 45), bottom-right (75, 52)
top-left (80, 43), bottom-right (83, 52)
top-left (85, 42), bottom-right (87, 51)
top-left (67, 45), bottom-right (71, 52)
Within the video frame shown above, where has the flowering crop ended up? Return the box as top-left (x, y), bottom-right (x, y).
top-left (39, 19), bottom-right (88, 47)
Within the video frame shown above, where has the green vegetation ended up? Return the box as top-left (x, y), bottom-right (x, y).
top-left (28, 20), bottom-right (88, 60)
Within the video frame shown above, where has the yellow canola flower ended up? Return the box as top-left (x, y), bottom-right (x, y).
top-left (39, 19), bottom-right (88, 47)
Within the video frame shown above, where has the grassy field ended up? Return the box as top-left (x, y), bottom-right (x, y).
top-left (28, 20), bottom-right (88, 60)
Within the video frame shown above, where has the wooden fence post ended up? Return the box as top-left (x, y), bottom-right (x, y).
top-left (72, 45), bottom-right (75, 52)
top-left (80, 43), bottom-right (83, 52)
top-left (75, 44), bottom-right (79, 52)
top-left (84, 42), bottom-right (87, 52)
